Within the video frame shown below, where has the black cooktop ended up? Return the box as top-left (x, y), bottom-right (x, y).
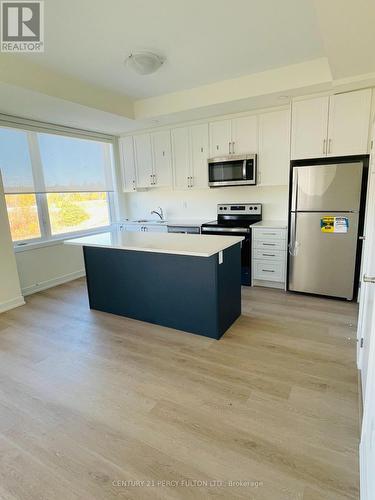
top-left (201, 203), bottom-right (262, 229)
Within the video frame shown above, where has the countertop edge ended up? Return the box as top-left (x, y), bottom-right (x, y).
top-left (64, 236), bottom-right (244, 258)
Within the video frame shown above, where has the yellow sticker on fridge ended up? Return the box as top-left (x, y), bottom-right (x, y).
top-left (320, 216), bottom-right (349, 233)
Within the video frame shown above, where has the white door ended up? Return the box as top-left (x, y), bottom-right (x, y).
top-left (119, 136), bottom-right (137, 192)
top-left (358, 138), bottom-right (375, 393)
top-left (327, 89), bottom-right (371, 157)
top-left (358, 127), bottom-right (375, 500)
top-left (190, 123), bottom-right (209, 189)
top-left (231, 115), bottom-right (258, 155)
top-left (258, 109), bottom-right (290, 186)
top-left (172, 127), bottom-right (190, 190)
top-left (151, 130), bottom-right (172, 187)
top-left (209, 119), bottom-right (231, 157)
top-left (134, 133), bottom-right (153, 188)
top-left (291, 96), bottom-right (329, 160)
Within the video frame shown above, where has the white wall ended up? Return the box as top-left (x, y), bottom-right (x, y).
top-left (123, 185), bottom-right (288, 221)
top-left (15, 243), bottom-right (85, 296)
top-left (0, 175), bottom-right (24, 312)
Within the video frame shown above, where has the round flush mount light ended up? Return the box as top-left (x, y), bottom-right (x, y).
top-left (125, 51), bottom-right (165, 75)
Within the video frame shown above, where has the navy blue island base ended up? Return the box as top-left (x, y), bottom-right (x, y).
top-left (83, 243), bottom-right (242, 340)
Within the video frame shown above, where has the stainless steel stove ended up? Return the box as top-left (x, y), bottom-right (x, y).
top-left (201, 204), bottom-right (262, 285)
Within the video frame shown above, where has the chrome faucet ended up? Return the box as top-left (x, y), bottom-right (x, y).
top-left (151, 207), bottom-right (164, 220)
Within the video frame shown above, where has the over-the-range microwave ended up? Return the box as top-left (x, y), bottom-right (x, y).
top-left (208, 154), bottom-right (257, 187)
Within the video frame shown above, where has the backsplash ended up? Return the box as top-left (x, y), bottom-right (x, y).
top-left (121, 185), bottom-right (288, 221)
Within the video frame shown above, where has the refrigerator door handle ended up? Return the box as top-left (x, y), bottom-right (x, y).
top-left (288, 213), bottom-right (299, 256)
top-left (291, 168), bottom-right (299, 212)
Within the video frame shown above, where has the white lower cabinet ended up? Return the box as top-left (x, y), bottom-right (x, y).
top-left (119, 223), bottom-right (167, 233)
top-left (252, 225), bottom-right (287, 289)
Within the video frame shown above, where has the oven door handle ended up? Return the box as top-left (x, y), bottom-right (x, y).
top-left (202, 226), bottom-right (249, 234)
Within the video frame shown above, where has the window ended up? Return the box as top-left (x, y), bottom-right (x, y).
top-left (5, 194), bottom-right (41, 241)
top-left (0, 126), bottom-right (114, 245)
top-left (47, 192), bottom-right (110, 235)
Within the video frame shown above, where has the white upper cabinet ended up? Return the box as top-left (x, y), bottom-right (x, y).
top-left (291, 96), bottom-right (329, 160)
top-left (134, 133), bottom-right (153, 188)
top-left (209, 119), bottom-right (232, 156)
top-left (210, 115), bottom-right (258, 157)
top-left (172, 127), bottom-right (190, 190)
top-left (133, 131), bottom-right (172, 188)
top-left (258, 109), bottom-right (291, 186)
top-left (231, 115), bottom-right (258, 155)
top-left (291, 89), bottom-right (372, 160)
top-left (119, 136), bottom-right (137, 192)
top-left (190, 123), bottom-right (209, 189)
top-left (172, 123), bottom-right (209, 190)
top-left (327, 89), bottom-right (372, 157)
top-left (151, 130), bottom-right (172, 187)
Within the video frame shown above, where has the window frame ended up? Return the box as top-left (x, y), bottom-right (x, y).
top-left (1, 127), bottom-right (116, 249)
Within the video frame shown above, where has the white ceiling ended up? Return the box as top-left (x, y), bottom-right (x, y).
top-left (1, 0), bottom-right (375, 134)
top-left (25, 0), bottom-right (324, 98)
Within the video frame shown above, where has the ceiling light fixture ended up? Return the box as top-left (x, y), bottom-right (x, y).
top-left (125, 51), bottom-right (165, 75)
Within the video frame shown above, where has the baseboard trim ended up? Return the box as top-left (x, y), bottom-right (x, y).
top-left (22, 270), bottom-right (85, 296)
top-left (0, 295), bottom-right (25, 313)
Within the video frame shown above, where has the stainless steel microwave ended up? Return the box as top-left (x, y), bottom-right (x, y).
top-left (208, 154), bottom-right (257, 187)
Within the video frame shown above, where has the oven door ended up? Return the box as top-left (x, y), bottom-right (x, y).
top-left (208, 156), bottom-right (256, 187)
top-left (201, 227), bottom-right (251, 285)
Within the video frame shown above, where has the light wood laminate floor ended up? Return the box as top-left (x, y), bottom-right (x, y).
top-left (0, 279), bottom-right (359, 500)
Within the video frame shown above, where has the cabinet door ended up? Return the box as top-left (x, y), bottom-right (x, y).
top-left (143, 224), bottom-right (168, 233)
top-left (119, 136), bottom-right (137, 192)
top-left (134, 133), bottom-right (153, 187)
top-left (291, 96), bottom-right (329, 160)
top-left (327, 89), bottom-right (371, 157)
top-left (171, 127), bottom-right (190, 190)
top-left (190, 123), bottom-right (209, 189)
top-left (122, 224), bottom-right (142, 232)
top-left (258, 109), bottom-right (290, 186)
top-left (209, 119), bottom-right (231, 157)
top-left (151, 130), bottom-right (172, 187)
top-left (231, 115), bottom-right (258, 154)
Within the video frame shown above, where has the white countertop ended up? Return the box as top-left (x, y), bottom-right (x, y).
top-left (251, 220), bottom-right (288, 229)
top-left (120, 218), bottom-right (211, 227)
top-left (65, 231), bottom-right (244, 257)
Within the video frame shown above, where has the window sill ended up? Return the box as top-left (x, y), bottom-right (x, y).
top-left (13, 226), bottom-right (113, 253)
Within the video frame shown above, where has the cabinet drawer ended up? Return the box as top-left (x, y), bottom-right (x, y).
top-left (254, 239), bottom-right (286, 250)
top-left (253, 248), bottom-right (285, 261)
top-left (253, 260), bottom-right (285, 282)
top-left (253, 228), bottom-right (286, 240)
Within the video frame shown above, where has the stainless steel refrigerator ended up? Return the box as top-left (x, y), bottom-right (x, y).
top-left (288, 160), bottom-right (366, 300)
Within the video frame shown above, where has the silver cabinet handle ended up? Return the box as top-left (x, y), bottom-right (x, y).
top-left (262, 269), bottom-right (275, 273)
top-left (228, 141), bottom-right (231, 154)
top-left (323, 138), bottom-right (327, 155)
top-left (328, 138), bottom-right (332, 154)
top-left (263, 243), bottom-right (276, 246)
top-left (232, 141), bottom-right (235, 154)
top-left (363, 275), bottom-right (375, 284)
top-left (263, 253), bottom-right (276, 257)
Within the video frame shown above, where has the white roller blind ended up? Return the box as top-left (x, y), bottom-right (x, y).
top-left (37, 133), bottom-right (114, 192)
top-left (0, 127), bottom-right (35, 193)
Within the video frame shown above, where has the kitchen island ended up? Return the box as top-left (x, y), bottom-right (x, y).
top-left (65, 231), bottom-right (244, 339)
